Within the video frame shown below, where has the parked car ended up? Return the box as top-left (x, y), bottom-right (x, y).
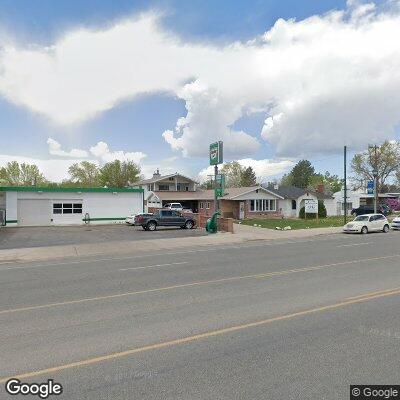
top-left (343, 214), bottom-right (390, 234)
top-left (391, 216), bottom-right (400, 230)
top-left (125, 212), bottom-right (152, 225)
top-left (164, 203), bottom-right (183, 212)
top-left (351, 204), bottom-right (388, 216)
top-left (134, 209), bottom-right (196, 231)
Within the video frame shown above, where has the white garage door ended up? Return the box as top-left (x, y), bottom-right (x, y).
top-left (18, 199), bottom-right (51, 226)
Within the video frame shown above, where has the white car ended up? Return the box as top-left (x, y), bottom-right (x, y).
top-left (392, 216), bottom-right (400, 230)
top-left (164, 203), bottom-right (183, 212)
top-left (343, 214), bottom-right (390, 234)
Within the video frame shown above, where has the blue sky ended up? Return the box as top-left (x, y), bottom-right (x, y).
top-left (0, 0), bottom-right (398, 182)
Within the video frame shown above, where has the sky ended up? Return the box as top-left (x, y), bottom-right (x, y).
top-left (0, 0), bottom-right (399, 183)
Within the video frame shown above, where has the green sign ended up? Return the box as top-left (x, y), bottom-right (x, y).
top-left (209, 141), bottom-right (223, 165)
top-left (215, 173), bottom-right (225, 197)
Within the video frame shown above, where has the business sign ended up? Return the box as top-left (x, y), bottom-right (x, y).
top-left (305, 199), bottom-right (318, 214)
top-left (215, 173), bottom-right (225, 197)
top-left (367, 180), bottom-right (374, 195)
top-left (209, 141), bottom-right (223, 166)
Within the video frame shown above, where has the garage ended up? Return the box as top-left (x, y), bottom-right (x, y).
top-left (0, 186), bottom-right (144, 227)
top-left (18, 199), bottom-right (51, 226)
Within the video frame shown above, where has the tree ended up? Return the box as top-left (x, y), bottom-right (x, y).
top-left (351, 141), bottom-right (400, 191)
top-left (309, 171), bottom-right (342, 193)
top-left (221, 161), bottom-right (244, 187)
top-left (240, 166), bottom-right (257, 186)
top-left (100, 160), bottom-right (141, 188)
top-left (286, 160), bottom-right (315, 188)
top-left (0, 161), bottom-right (47, 186)
top-left (68, 161), bottom-right (100, 187)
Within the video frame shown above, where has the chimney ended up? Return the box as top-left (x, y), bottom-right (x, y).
top-left (317, 184), bottom-right (325, 194)
top-left (153, 168), bottom-right (161, 178)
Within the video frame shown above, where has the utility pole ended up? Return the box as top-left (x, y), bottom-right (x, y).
top-left (344, 145), bottom-right (347, 224)
top-left (373, 145), bottom-right (378, 214)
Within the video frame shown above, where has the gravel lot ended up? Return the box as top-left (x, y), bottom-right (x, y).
top-left (0, 223), bottom-right (206, 250)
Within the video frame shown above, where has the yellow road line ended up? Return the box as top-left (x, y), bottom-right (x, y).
top-left (346, 286), bottom-right (400, 300)
top-left (1, 254), bottom-right (399, 316)
top-left (1, 288), bottom-right (399, 384)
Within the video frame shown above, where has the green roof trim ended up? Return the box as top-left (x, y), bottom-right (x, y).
top-left (0, 186), bottom-right (143, 193)
top-left (6, 220), bottom-right (18, 224)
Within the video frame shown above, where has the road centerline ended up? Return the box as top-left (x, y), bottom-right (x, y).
top-left (1, 287), bottom-right (399, 384)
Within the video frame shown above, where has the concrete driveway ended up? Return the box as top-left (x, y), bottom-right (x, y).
top-left (0, 224), bottom-right (206, 250)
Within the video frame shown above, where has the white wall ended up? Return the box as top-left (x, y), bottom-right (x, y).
top-left (323, 199), bottom-right (337, 217)
top-left (333, 190), bottom-right (361, 215)
top-left (5, 190), bottom-right (143, 226)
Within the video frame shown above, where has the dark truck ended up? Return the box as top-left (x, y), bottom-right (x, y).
top-left (134, 209), bottom-right (196, 231)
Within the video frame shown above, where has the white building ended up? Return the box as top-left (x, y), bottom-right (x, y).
top-left (332, 188), bottom-right (393, 215)
top-left (0, 186), bottom-right (144, 227)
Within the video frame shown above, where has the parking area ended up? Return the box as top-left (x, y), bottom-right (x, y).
top-left (0, 224), bottom-right (207, 250)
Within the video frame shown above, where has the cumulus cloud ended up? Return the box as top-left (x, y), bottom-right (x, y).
top-left (89, 141), bottom-right (146, 163)
top-left (1, 3), bottom-right (400, 158)
top-left (47, 138), bottom-right (88, 158)
top-left (198, 158), bottom-right (294, 183)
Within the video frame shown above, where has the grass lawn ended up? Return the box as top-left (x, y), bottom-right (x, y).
top-left (239, 216), bottom-right (346, 230)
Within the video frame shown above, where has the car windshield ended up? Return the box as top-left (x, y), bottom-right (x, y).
top-left (354, 216), bottom-right (369, 221)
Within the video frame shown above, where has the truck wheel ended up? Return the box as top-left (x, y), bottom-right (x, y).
top-left (185, 220), bottom-right (194, 229)
top-left (147, 221), bottom-right (157, 231)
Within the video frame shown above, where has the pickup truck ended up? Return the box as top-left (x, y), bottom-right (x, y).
top-left (134, 209), bottom-right (196, 231)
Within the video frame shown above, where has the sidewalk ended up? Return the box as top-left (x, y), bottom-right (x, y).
top-left (0, 225), bottom-right (342, 263)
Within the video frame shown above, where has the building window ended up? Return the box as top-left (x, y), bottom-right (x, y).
top-left (185, 186), bottom-right (189, 191)
top-left (206, 202), bottom-right (210, 209)
top-left (199, 202), bottom-right (204, 209)
top-left (292, 199), bottom-right (297, 210)
top-left (158, 184), bottom-right (170, 191)
top-left (53, 203), bottom-right (82, 215)
top-left (168, 177), bottom-right (174, 181)
top-left (250, 199), bottom-right (276, 212)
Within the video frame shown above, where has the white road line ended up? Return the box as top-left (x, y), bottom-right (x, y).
top-left (336, 242), bottom-right (372, 248)
top-left (118, 262), bottom-right (188, 271)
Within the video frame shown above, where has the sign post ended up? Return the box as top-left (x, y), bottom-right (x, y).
top-left (209, 141), bottom-right (223, 213)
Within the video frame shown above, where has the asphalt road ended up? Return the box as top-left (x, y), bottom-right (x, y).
top-left (1, 232), bottom-right (400, 399)
top-left (0, 224), bottom-right (206, 250)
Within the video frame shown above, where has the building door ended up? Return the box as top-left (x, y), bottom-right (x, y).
top-left (18, 199), bottom-right (51, 226)
top-left (239, 202), bottom-right (245, 220)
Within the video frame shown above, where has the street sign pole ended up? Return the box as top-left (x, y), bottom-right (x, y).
top-left (214, 165), bottom-right (219, 213)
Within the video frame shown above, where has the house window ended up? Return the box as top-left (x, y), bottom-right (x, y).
top-left (250, 199), bottom-right (276, 212)
top-left (292, 200), bottom-right (297, 210)
top-left (206, 202), bottom-right (210, 209)
top-left (185, 186), bottom-right (189, 191)
top-left (158, 184), bottom-right (170, 191)
top-left (168, 177), bottom-right (174, 181)
top-left (199, 202), bottom-right (204, 209)
top-left (53, 203), bottom-right (82, 215)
